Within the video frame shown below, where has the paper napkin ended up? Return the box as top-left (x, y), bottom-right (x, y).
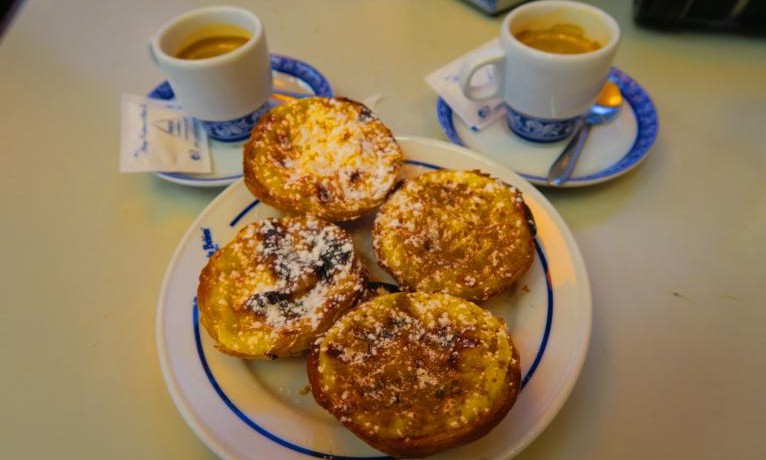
top-left (425, 39), bottom-right (505, 131)
top-left (119, 94), bottom-right (211, 173)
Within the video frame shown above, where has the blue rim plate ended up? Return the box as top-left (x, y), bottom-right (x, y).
top-left (156, 137), bottom-right (592, 459)
top-left (149, 54), bottom-right (334, 187)
top-left (437, 67), bottom-right (658, 187)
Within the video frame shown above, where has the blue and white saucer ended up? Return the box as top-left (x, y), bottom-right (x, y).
top-left (149, 54), bottom-right (334, 187)
top-left (437, 68), bottom-right (658, 187)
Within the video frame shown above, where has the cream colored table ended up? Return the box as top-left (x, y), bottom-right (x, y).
top-left (1, 1), bottom-right (765, 459)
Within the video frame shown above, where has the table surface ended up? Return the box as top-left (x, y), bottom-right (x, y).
top-left (2, 0), bottom-right (765, 459)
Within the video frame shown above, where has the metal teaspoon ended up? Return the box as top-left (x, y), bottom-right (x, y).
top-left (546, 81), bottom-right (623, 187)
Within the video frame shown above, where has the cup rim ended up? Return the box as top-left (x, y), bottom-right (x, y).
top-left (502, 0), bottom-right (620, 61)
top-left (150, 6), bottom-right (263, 67)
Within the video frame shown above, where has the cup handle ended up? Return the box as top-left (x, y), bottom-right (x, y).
top-left (458, 47), bottom-right (505, 101)
top-left (147, 40), bottom-right (159, 66)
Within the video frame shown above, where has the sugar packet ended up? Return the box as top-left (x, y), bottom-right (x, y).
top-left (425, 39), bottom-right (505, 131)
top-left (119, 94), bottom-right (211, 173)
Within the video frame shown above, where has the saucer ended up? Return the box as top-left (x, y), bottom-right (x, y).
top-left (149, 54), bottom-right (334, 188)
top-left (437, 67), bottom-right (658, 187)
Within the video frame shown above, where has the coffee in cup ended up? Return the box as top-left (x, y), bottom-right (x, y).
top-left (174, 24), bottom-right (251, 60)
top-left (514, 23), bottom-right (601, 54)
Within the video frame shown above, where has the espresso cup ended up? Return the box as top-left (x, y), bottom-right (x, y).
top-left (148, 6), bottom-right (273, 142)
top-left (459, 0), bottom-right (620, 143)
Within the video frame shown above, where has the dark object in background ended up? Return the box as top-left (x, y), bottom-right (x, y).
top-left (634, 0), bottom-right (766, 32)
top-left (0, 0), bottom-right (24, 40)
top-left (461, 0), bottom-right (530, 16)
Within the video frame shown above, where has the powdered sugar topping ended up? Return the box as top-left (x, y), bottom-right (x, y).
top-left (242, 216), bottom-right (357, 329)
top-left (250, 98), bottom-right (403, 209)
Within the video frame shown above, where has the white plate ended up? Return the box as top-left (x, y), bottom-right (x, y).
top-left (149, 54), bottom-right (334, 187)
top-left (437, 67), bottom-right (658, 187)
top-left (156, 136), bottom-right (592, 459)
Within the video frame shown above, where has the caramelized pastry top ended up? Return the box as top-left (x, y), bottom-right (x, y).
top-left (197, 215), bottom-right (366, 359)
top-left (373, 169), bottom-right (536, 302)
top-left (308, 292), bottom-right (521, 458)
top-left (243, 97), bottom-right (403, 221)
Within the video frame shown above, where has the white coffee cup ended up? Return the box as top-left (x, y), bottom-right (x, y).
top-left (459, 0), bottom-right (620, 143)
top-left (148, 6), bottom-right (273, 142)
